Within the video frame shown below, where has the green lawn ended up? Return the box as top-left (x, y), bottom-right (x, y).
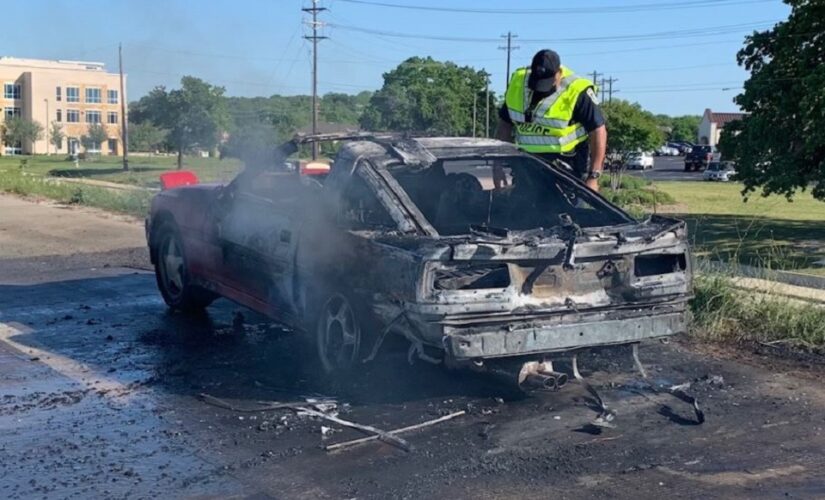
top-left (655, 181), bottom-right (825, 276)
top-left (0, 154), bottom-right (243, 189)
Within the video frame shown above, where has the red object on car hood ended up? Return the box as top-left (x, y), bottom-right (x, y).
top-left (300, 161), bottom-right (331, 176)
top-left (160, 170), bottom-right (199, 190)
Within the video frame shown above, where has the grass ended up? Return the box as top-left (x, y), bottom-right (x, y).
top-left (0, 168), bottom-right (153, 218)
top-left (0, 154), bottom-right (243, 189)
top-left (653, 181), bottom-right (825, 276)
top-left (599, 175), bottom-right (676, 219)
top-left (691, 271), bottom-right (825, 349)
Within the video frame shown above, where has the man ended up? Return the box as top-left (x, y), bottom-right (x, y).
top-left (497, 49), bottom-right (607, 192)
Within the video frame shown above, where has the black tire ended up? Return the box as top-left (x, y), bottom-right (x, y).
top-left (153, 221), bottom-right (215, 312)
top-left (314, 291), bottom-right (371, 375)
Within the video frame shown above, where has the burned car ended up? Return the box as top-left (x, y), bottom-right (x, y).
top-left (146, 134), bottom-right (692, 389)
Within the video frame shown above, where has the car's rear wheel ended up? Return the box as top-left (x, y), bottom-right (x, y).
top-left (315, 292), bottom-right (364, 374)
top-left (154, 222), bottom-right (215, 312)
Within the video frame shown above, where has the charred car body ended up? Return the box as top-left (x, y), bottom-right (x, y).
top-left (147, 134), bottom-right (692, 388)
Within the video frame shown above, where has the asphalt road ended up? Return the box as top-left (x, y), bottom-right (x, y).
top-left (627, 156), bottom-right (706, 182)
top-left (2, 194), bottom-right (825, 499)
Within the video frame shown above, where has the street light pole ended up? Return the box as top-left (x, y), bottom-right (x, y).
top-left (44, 98), bottom-right (49, 155)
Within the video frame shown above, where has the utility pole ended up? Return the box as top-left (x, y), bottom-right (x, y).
top-left (472, 93), bottom-right (477, 138)
top-left (591, 71), bottom-right (602, 89)
top-left (303, 0), bottom-right (327, 160)
top-left (600, 77), bottom-right (606, 103)
top-left (485, 76), bottom-right (490, 138)
top-left (605, 77), bottom-right (619, 104)
top-left (44, 98), bottom-right (49, 155)
top-left (499, 32), bottom-right (519, 90)
top-left (119, 43), bottom-right (129, 171)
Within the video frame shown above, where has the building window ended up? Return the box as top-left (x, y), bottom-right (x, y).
top-left (66, 109), bottom-right (80, 122)
top-left (56, 86), bottom-right (62, 102)
top-left (4, 107), bottom-right (21, 118)
top-left (85, 88), bottom-right (101, 104)
top-left (56, 109), bottom-right (62, 122)
top-left (66, 87), bottom-right (79, 103)
top-left (4, 142), bottom-right (22, 155)
top-left (107, 138), bottom-right (118, 155)
top-left (3, 83), bottom-right (21, 100)
top-left (107, 111), bottom-right (118, 124)
top-left (107, 89), bottom-right (118, 104)
top-left (86, 110), bottom-right (101, 123)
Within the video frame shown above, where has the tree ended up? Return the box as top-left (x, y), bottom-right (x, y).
top-left (360, 57), bottom-right (495, 135)
top-left (722, 0), bottom-right (825, 201)
top-left (220, 120), bottom-right (278, 169)
top-left (669, 115), bottom-right (701, 143)
top-left (1, 117), bottom-right (44, 153)
top-left (168, 77), bottom-right (230, 168)
top-left (49, 122), bottom-right (64, 152)
top-left (136, 77), bottom-right (230, 169)
top-left (128, 121), bottom-right (167, 152)
top-left (81, 123), bottom-right (108, 155)
top-left (601, 100), bottom-right (664, 154)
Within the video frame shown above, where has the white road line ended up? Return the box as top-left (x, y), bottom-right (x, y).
top-left (0, 321), bottom-right (137, 399)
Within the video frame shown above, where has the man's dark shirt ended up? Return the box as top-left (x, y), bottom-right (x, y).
top-left (500, 87), bottom-right (605, 177)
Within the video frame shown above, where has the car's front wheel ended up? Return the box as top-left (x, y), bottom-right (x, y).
top-left (154, 222), bottom-right (215, 312)
top-left (315, 292), bottom-right (364, 374)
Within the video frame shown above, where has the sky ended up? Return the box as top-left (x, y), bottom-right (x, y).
top-left (1, 0), bottom-right (791, 116)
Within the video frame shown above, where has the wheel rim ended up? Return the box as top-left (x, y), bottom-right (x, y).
top-left (317, 294), bottom-right (360, 373)
top-left (160, 234), bottom-right (185, 300)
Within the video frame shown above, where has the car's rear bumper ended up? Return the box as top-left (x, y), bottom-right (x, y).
top-left (442, 310), bottom-right (686, 359)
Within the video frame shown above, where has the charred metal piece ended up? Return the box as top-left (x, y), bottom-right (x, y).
top-left (632, 343), bottom-right (648, 379)
top-left (633, 344), bottom-right (705, 425)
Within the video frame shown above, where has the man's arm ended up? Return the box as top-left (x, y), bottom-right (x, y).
top-left (586, 124), bottom-right (607, 191)
top-left (496, 119), bottom-right (514, 142)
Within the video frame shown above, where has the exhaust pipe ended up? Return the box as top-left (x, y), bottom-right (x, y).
top-left (517, 361), bottom-right (568, 392)
top-left (480, 359), bottom-right (570, 392)
top-left (522, 372), bottom-right (559, 391)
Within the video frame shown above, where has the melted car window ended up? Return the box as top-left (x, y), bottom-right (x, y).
top-left (340, 175), bottom-right (395, 230)
top-left (392, 156), bottom-right (626, 236)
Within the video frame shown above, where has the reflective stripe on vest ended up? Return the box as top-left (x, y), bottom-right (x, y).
top-left (506, 66), bottom-right (594, 154)
top-left (514, 125), bottom-right (588, 146)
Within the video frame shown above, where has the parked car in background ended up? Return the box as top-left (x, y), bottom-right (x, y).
top-left (656, 145), bottom-right (679, 156)
top-left (670, 142), bottom-right (693, 154)
top-left (666, 142), bottom-right (688, 155)
top-left (628, 151), bottom-right (655, 169)
top-left (703, 161), bottom-right (737, 181)
top-left (684, 145), bottom-right (714, 171)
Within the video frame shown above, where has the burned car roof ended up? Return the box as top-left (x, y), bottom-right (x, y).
top-left (334, 137), bottom-right (525, 172)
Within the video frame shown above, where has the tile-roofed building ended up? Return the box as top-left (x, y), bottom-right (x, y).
top-left (698, 108), bottom-right (748, 147)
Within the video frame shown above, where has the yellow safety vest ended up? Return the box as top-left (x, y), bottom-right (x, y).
top-left (505, 66), bottom-right (595, 154)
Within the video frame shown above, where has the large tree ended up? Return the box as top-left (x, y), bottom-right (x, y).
top-left (721, 0), bottom-right (825, 201)
top-left (601, 100), bottom-right (664, 154)
top-left (360, 57), bottom-right (494, 135)
top-left (137, 77), bottom-right (230, 169)
top-left (1, 117), bottom-right (44, 153)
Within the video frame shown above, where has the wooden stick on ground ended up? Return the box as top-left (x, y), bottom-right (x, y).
top-left (294, 406), bottom-right (413, 452)
top-left (325, 410), bottom-right (466, 452)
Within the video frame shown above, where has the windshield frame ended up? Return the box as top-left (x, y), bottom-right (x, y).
top-left (383, 153), bottom-right (635, 237)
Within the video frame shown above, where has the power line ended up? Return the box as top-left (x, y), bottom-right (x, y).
top-left (328, 20), bottom-right (778, 44)
top-left (336, 0), bottom-right (775, 14)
